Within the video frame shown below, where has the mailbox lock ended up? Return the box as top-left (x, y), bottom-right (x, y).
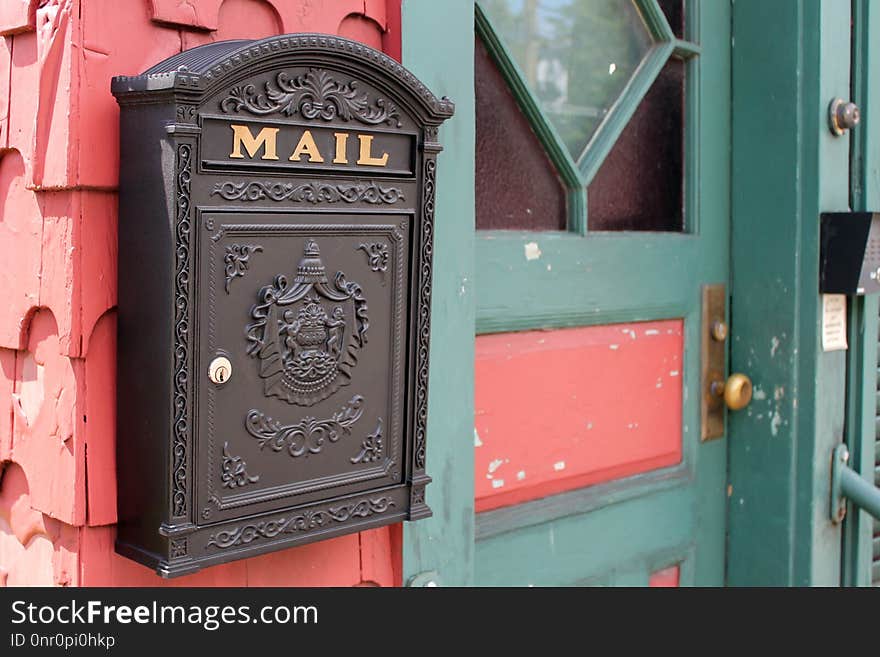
top-left (208, 356), bottom-right (232, 385)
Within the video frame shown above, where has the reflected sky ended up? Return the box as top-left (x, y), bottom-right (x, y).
top-left (481, 0), bottom-right (653, 161)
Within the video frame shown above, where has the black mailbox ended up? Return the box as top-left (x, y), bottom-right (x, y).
top-left (820, 212), bottom-right (880, 295)
top-left (112, 35), bottom-right (453, 577)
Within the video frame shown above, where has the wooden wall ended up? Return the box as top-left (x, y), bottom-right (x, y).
top-left (0, 0), bottom-right (402, 587)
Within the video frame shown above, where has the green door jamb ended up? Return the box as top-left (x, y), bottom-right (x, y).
top-left (841, 295), bottom-right (878, 586)
top-left (728, 0), bottom-right (851, 585)
top-left (401, 0), bottom-right (476, 587)
top-left (841, 0), bottom-right (880, 587)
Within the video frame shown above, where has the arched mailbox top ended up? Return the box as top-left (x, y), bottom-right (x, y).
top-left (112, 33), bottom-right (455, 124)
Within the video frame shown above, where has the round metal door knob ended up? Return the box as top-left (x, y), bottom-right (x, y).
top-left (829, 98), bottom-right (860, 135)
top-left (709, 372), bottom-right (753, 411)
top-left (723, 373), bottom-right (752, 411)
top-left (208, 356), bottom-right (232, 385)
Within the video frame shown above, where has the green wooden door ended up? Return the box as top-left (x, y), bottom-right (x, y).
top-left (399, 0), bottom-right (865, 587)
top-left (471, 0), bottom-right (730, 586)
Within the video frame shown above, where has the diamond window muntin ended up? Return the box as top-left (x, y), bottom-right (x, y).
top-left (480, 0), bottom-right (656, 162)
top-left (477, 0), bottom-right (698, 234)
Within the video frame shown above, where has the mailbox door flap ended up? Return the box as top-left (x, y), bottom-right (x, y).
top-left (195, 210), bottom-right (409, 524)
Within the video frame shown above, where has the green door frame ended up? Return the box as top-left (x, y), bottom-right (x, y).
top-left (401, 0), bottom-right (477, 587)
top-left (842, 0), bottom-right (880, 587)
top-left (728, 0), bottom-right (851, 585)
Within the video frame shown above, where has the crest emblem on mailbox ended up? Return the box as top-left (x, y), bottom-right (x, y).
top-left (246, 239), bottom-right (369, 406)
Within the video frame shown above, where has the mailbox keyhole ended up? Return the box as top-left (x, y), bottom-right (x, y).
top-left (208, 356), bottom-right (232, 385)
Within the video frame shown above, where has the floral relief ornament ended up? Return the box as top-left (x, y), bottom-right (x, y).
top-left (357, 242), bottom-right (389, 273)
top-left (220, 68), bottom-right (402, 127)
top-left (220, 442), bottom-right (260, 489)
top-left (224, 243), bottom-right (262, 293)
top-left (246, 395), bottom-right (365, 458)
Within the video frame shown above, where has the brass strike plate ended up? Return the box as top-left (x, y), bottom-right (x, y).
top-left (701, 284), bottom-right (726, 441)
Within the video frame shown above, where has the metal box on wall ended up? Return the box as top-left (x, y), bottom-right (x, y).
top-left (820, 212), bottom-right (880, 295)
top-left (112, 35), bottom-right (453, 577)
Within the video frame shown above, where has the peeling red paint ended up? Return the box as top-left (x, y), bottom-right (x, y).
top-left (475, 321), bottom-right (684, 512)
top-left (149, 0), bottom-right (389, 36)
top-left (0, 0), bottom-right (37, 37)
top-left (338, 13), bottom-right (384, 50)
top-left (0, 150), bottom-right (41, 350)
top-left (0, 461), bottom-right (78, 586)
top-left (11, 308), bottom-right (86, 525)
top-left (83, 310), bottom-right (115, 527)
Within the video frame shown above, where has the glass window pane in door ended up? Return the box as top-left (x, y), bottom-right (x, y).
top-left (587, 57), bottom-right (685, 231)
top-left (658, 0), bottom-right (684, 39)
top-left (480, 0), bottom-right (654, 161)
top-left (476, 36), bottom-right (568, 231)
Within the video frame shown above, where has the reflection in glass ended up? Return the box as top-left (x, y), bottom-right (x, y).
top-left (658, 0), bottom-right (684, 39)
top-left (475, 37), bottom-right (568, 231)
top-left (587, 58), bottom-right (685, 231)
top-left (480, 0), bottom-right (653, 161)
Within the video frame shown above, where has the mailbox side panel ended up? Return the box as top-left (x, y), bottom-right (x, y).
top-left (115, 101), bottom-right (178, 563)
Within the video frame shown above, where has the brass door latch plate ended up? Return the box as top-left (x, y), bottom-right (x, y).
top-left (701, 284), bottom-right (727, 441)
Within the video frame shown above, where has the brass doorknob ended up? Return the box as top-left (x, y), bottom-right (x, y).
top-left (710, 373), bottom-right (753, 411)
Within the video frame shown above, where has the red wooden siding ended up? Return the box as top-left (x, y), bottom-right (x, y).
top-left (0, 0), bottom-right (402, 588)
top-left (475, 321), bottom-right (684, 512)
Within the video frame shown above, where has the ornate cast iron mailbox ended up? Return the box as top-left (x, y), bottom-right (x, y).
top-left (112, 35), bottom-right (453, 576)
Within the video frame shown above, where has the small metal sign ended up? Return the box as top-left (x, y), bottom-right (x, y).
top-left (112, 35), bottom-right (453, 577)
top-left (821, 294), bottom-right (848, 352)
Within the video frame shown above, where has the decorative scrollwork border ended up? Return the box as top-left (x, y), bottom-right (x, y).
top-left (357, 242), bottom-right (389, 273)
top-left (205, 496), bottom-right (396, 550)
top-left (413, 157), bottom-right (436, 472)
top-left (211, 180), bottom-right (405, 205)
top-left (351, 419), bottom-right (383, 464)
top-left (172, 143), bottom-right (192, 519)
top-left (176, 105), bottom-right (196, 122)
top-left (220, 442), bottom-right (260, 489)
top-left (170, 538), bottom-right (188, 559)
top-left (223, 243), bottom-right (262, 293)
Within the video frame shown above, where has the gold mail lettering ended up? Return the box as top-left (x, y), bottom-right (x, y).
top-left (228, 125), bottom-right (390, 168)
top-left (229, 124), bottom-right (280, 160)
